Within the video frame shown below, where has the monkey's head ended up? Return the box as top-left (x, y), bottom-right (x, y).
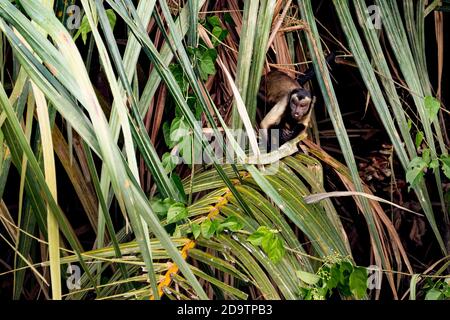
top-left (289, 88), bottom-right (312, 121)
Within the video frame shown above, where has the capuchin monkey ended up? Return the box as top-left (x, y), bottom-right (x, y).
top-left (259, 71), bottom-right (313, 146)
top-left (258, 52), bottom-right (336, 150)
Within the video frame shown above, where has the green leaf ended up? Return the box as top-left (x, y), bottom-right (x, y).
top-left (425, 288), bottom-right (443, 300)
top-left (211, 26), bottom-right (228, 46)
top-left (406, 157), bottom-right (428, 188)
top-left (247, 226), bottom-right (285, 262)
top-left (206, 48), bottom-right (218, 60)
top-left (299, 287), bottom-right (313, 300)
top-left (263, 236), bottom-right (285, 263)
top-left (444, 281), bottom-right (450, 298)
top-left (407, 119), bottom-right (413, 131)
top-left (297, 270), bottom-right (320, 286)
top-left (191, 223), bottom-right (201, 239)
top-left (212, 26), bottom-right (223, 42)
top-left (150, 198), bottom-right (176, 218)
top-left (349, 267), bottom-right (367, 299)
top-left (170, 116), bottom-right (190, 147)
top-left (73, 15), bottom-right (90, 44)
top-left (169, 63), bottom-right (188, 93)
top-left (73, 9), bottom-right (116, 45)
top-left (339, 262), bottom-right (353, 280)
top-left (422, 148), bottom-right (431, 165)
top-left (327, 265), bottom-right (340, 290)
top-left (260, 231), bottom-right (275, 253)
top-left (207, 16), bottom-right (222, 28)
top-left (162, 122), bottom-right (172, 147)
top-left (168, 116), bottom-right (196, 165)
top-left (218, 216), bottom-right (243, 232)
top-left (178, 132), bottom-right (195, 166)
top-left (187, 96), bottom-right (202, 120)
top-left (223, 13), bottom-right (234, 25)
top-left (429, 159), bottom-right (439, 172)
top-left (173, 225), bottom-right (185, 238)
top-left (199, 56), bottom-right (216, 80)
top-left (424, 96), bottom-right (441, 122)
top-left (201, 218), bottom-right (220, 239)
top-left (247, 226), bottom-right (271, 246)
top-left (105, 9), bottom-right (117, 31)
top-left (415, 131), bottom-right (424, 149)
top-left (167, 203), bottom-right (188, 224)
top-left (440, 155), bottom-right (450, 179)
top-left (198, 49), bottom-right (217, 80)
top-left (338, 261), bottom-right (353, 296)
top-left (162, 152), bottom-right (179, 173)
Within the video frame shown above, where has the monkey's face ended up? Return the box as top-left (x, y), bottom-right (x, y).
top-left (290, 89), bottom-right (312, 121)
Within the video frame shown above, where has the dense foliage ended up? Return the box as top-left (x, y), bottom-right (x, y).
top-left (0, 0), bottom-right (449, 300)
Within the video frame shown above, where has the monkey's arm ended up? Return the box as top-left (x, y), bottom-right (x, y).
top-left (296, 52), bottom-right (336, 86)
top-left (260, 95), bottom-right (289, 129)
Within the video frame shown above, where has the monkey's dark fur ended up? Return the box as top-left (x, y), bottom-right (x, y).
top-left (259, 71), bottom-right (313, 147)
top-left (258, 52), bottom-right (336, 150)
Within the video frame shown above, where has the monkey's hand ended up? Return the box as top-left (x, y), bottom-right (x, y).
top-left (280, 126), bottom-right (303, 144)
top-left (280, 128), bottom-right (295, 143)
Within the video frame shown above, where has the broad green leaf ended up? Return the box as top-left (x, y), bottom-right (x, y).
top-left (297, 270), bottom-right (320, 286)
top-left (407, 119), bottom-right (413, 131)
top-left (429, 160), bottom-right (439, 171)
top-left (167, 203), bottom-right (188, 224)
top-left (73, 9), bottom-right (116, 44)
top-left (263, 235), bottom-right (285, 263)
top-left (422, 148), bottom-right (431, 165)
top-left (73, 15), bottom-right (91, 44)
top-left (211, 26), bottom-right (228, 46)
top-left (424, 96), bottom-right (440, 122)
top-left (415, 131), bottom-right (424, 149)
top-left (169, 63), bottom-right (188, 93)
top-left (169, 117), bottom-right (190, 147)
top-left (105, 9), bottom-right (117, 31)
top-left (162, 152), bottom-right (179, 173)
top-left (349, 267), bottom-right (367, 299)
top-left (406, 157), bottom-right (428, 187)
top-left (201, 218), bottom-right (220, 239)
top-left (327, 265), bottom-right (340, 290)
top-left (425, 288), bottom-right (443, 300)
top-left (191, 223), bottom-right (201, 239)
top-left (162, 122), bottom-right (172, 147)
top-left (248, 226), bottom-right (285, 263)
top-left (440, 155), bottom-right (450, 179)
top-left (207, 16), bottom-right (222, 27)
top-left (247, 226), bottom-right (272, 246)
top-left (218, 216), bottom-right (243, 232)
top-left (338, 261), bottom-right (353, 296)
top-left (150, 198), bottom-right (176, 218)
top-left (199, 50), bottom-right (217, 80)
